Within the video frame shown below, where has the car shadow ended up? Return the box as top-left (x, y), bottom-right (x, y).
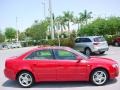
top-left (2, 79), bottom-right (117, 88)
top-left (91, 53), bottom-right (108, 56)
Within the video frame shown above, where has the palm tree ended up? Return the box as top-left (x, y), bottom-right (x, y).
top-left (55, 16), bottom-right (66, 34)
top-left (44, 17), bottom-right (51, 39)
top-left (79, 10), bottom-right (92, 25)
top-left (73, 16), bottom-right (84, 30)
top-left (63, 11), bottom-right (74, 35)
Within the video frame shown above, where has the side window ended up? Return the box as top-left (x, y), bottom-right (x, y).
top-left (84, 38), bottom-right (91, 42)
top-left (25, 50), bottom-right (53, 60)
top-left (54, 50), bottom-right (76, 60)
top-left (80, 38), bottom-right (91, 42)
top-left (75, 38), bottom-right (91, 43)
top-left (75, 38), bottom-right (80, 43)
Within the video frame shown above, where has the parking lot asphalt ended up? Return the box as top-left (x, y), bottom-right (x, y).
top-left (0, 46), bottom-right (120, 90)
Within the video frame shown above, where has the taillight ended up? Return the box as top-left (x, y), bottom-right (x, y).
top-left (93, 43), bottom-right (99, 45)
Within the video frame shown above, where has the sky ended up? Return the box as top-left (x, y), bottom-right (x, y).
top-left (0, 0), bottom-right (120, 32)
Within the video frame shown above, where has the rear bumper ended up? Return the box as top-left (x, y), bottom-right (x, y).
top-left (4, 68), bottom-right (16, 80)
top-left (92, 47), bottom-right (109, 52)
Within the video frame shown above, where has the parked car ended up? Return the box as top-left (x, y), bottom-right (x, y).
top-left (4, 46), bottom-right (119, 87)
top-left (75, 36), bottom-right (109, 56)
top-left (112, 37), bottom-right (120, 46)
top-left (6, 42), bottom-right (22, 49)
top-left (11, 42), bottom-right (22, 48)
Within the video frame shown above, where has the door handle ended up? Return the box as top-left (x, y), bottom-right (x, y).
top-left (33, 64), bottom-right (37, 66)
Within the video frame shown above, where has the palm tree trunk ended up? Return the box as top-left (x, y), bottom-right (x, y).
top-left (68, 21), bottom-right (70, 37)
top-left (85, 19), bottom-right (87, 25)
top-left (78, 23), bottom-right (80, 30)
top-left (60, 24), bottom-right (63, 34)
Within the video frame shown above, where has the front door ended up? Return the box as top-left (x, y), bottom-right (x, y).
top-left (53, 49), bottom-right (87, 81)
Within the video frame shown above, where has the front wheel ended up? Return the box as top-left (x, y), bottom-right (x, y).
top-left (90, 69), bottom-right (108, 86)
top-left (114, 42), bottom-right (119, 46)
top-left (17, 72), bottom-right (34, 88)
top-left (84, 48), bottom-right (91, 56)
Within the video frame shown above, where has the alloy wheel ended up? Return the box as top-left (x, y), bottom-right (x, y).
top-left (92, 70), bottom-right (108, 85)
top-left (18, 72), bottom-right (33, 87)
top-left (115, 42), bottom-right (119, 46)
top-left (85, 48), bottom-right (91, 56)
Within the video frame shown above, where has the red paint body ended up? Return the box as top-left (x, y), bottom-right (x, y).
top-left (4, 47), bottom-right (119, 82)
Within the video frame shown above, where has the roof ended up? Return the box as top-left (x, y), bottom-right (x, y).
top-left (37, 45), bottom-right (71, 50)
top-left (76, 36), bottom-right (103, 39)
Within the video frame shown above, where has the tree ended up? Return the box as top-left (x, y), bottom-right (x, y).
top-left (19, 32), bottom-right (26, 41)
top-left (0, 31), bottom-right (5, 43)
top-left (73, 16), bottom-right (84, 30)
top-left (78, 17), bottom-right (120, 36)
top-left (106, 17), bottom-right (120, 35)
top-left (25, 20), bottom-right (49, 42)
top-left (55, 16), bottom-right (66, 34)
top-left (79, 10), bottom-right (92, 25)
top-left (5, 27), bottom-right (16, 41)
top-left (63, 11), bottom-right (74, 35)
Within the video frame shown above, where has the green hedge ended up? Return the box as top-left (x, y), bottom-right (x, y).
top-left (47, 38), bottom-right (75, 48)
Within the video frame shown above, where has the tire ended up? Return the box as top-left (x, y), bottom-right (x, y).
top-left (114, 42), bottom-right (119, 46)
top-left (100, 51), bottom-right (105, 54)
top-left (84, 48), bottom-right (91, 56)
top-left (17, 71), bottom-right (34, 88)
top-left (90, 69), bottom-right (108, 86)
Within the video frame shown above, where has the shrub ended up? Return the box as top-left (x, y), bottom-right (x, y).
top-left (104, 35), bottom-right (120, 45)
top-left (46, 37), bottom-right (75, 48)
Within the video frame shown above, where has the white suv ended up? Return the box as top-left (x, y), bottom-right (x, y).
top-left (75, 36), bottom-right (109, 56)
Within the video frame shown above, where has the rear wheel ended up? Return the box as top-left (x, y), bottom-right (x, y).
top-left (17, 71), bottom-right (34, 88)
top-left (100, 51), bottom-right (105, 54)
top-left (90, 69), bottom-right (108, 86)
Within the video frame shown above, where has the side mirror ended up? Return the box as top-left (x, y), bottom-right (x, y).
top-left (76, 56), bottom-right (82, 63)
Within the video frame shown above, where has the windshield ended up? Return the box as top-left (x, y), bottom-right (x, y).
top-left (71, 48), bottom-right (89, 60)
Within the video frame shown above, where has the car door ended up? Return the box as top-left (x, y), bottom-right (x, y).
top-left (75, 38), bottom-right (92, 52)
top-left (24, 49), bottom-right (57, 81)
top-left (75, 38), bottom-right (86, 52)
top-left (53, 49), bottom-right (87, 81)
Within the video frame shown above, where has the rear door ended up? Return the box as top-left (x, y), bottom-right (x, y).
top-left (24, 49), bottom-right (57, 81)
top-left (75, 38), bottom-right (92, 52)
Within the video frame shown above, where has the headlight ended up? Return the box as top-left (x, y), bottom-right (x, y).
top-left (112, 64), bottom-right (119, 68)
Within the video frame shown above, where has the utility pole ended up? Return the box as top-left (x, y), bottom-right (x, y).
top-left (42, 0), bottom-right (48, 40)
top-left (16, 17), bottom-right (19, 42)
top-left (42, 0), bottom-right (46, 18)
top-left (49, 0), bottom-right (54, 39)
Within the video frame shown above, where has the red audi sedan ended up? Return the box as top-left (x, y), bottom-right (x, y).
top-left (4, 46), bottom-right (119, 87)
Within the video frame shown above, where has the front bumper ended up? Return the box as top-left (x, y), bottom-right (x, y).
top-left (110, 66), bottom-right (119, 79)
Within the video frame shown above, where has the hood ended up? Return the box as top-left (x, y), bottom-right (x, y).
top-left (88, 56), bottom-right (117, 65)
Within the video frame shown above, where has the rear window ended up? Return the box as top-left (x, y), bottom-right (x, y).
top-left (94, 37), bottom-right (105, 42)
